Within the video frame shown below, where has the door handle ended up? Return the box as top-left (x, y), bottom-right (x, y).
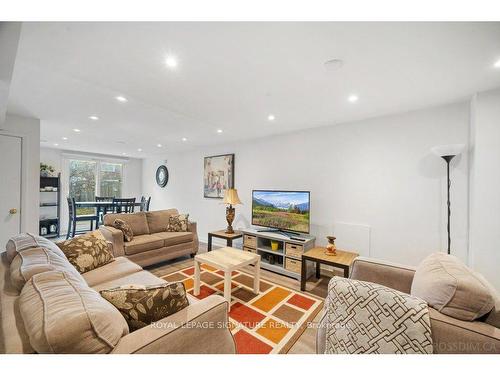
top-left (9, 208), bottom-right (18, 214)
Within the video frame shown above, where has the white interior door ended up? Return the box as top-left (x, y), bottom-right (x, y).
top-left (0, 134), bottom-right (22, 246)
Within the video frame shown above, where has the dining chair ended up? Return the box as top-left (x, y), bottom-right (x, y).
top-left (66, 197), bottom-right (100, 239)
top-left (112, 197), bottom-right (136, 214)
top-left (140, 196), bottom-right (151, 212)
top-left (95, 196), bottom-right (114, 222)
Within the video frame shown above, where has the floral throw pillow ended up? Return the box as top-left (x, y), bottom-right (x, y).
top-left (166, 214), bottom-right (189, 232)
top-left (57, 232), bottom-right (114, 273)
top-left (99, 283), bottom-right (189, 332)
top-left (113, 218), bottom-right (134, 242)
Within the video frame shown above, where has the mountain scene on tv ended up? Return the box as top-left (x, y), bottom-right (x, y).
top-left (252, 191), bottom-right (310, 233)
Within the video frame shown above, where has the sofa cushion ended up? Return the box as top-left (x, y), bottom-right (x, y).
top-left (91, 270), bottom-right (167, 292)
top-left (6, 233), bottom-right (66, 263)
top-left (57, 232), bottom-right (114, 273)
top-left (104, 212), bottom-right (149, 236)
top-left (411, 253), bottom-right (494, 321)
top-left (82, 257), bottom-right (143, 287)
top-left (166, 214), bottom-right (190, 232)
top-left (10, 246), bottom-right (82, 292)
top-left (475, 273), bottom-right (500, 329)
top-left (146, 209), bottom-right (179, 234)
top-left (123, 234), bottom-right (165, 256)
top-left (154, 231), bottom-right (194, 247)
top-left (100, 282), bottom-right (189, 332)
top-left (19, 270), bottom-right (129, 353)
top-left (113, 218), bottom-right (134, 242)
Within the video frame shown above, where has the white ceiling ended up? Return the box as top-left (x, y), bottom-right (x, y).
top-left (7, 22), bottom-right (500, 158)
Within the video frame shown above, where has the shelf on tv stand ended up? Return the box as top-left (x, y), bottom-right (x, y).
top-left (240, 228), bottom-right (316, 280)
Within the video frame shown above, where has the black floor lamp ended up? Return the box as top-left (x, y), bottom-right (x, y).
top-left (431, 144), bottom-right (465, 254)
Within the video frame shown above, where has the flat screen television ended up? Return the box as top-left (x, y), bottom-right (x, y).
top-left (252, 190), bottom-right (310, 234)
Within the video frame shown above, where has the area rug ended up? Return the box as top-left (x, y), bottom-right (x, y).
top-left (161, 264), bottom-right (324, 354)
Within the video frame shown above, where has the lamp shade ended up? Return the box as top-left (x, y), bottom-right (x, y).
top-left (431, 144), bottom-right (466, 157)
top-left (223, 189), bottom-right (242, 205)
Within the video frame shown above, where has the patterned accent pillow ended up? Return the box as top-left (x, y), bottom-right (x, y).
top-left (100, 283), bottom-right (190, 332)
top-left (57, 232), bottom-right (114, 274)
top-left (166, 214), bottom-right (189, 232)
top-left (113, 218), bottom-right (134, 242)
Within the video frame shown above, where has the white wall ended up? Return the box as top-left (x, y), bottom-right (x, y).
top-left (143, 102), bottom-right (470, 267)
top-left (469, 88), bottom-right (500, 288)
top-left (40, 147), bottom-right (143, 233)
top-left (0, 114), bottom-right (40, 233)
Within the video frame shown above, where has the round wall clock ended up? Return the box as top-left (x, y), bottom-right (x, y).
top-left (156, 165), bottom-right (169, 188)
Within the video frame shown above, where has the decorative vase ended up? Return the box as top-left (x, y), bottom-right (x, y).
top-left (225, 205), bottom-right (235, 234)
top-left (271, 240), bottom-right (279, 251)
top-left (325, 236), bottom-right (337, 256)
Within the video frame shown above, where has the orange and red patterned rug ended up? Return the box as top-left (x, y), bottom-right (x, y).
top-left (161, 264), bottom-right (323, 354)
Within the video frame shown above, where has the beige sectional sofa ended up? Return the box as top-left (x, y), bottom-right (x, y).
top-left (0, 233), bottom-right (236, 354)
top-left (100, 209), bottom-right (199, 267)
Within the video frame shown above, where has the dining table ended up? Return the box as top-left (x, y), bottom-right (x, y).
top-left (75, 201), bottom-right (143, 213)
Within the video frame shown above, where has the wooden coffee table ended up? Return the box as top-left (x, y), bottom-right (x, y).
top-left (194, 247), bottom-right (260, 311)
top-left (207, 230), bottom-right (243, 251)
top-left (300, 247), bottom-right (358, 291)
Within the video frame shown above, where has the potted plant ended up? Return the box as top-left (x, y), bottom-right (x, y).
top-left (40, 163), bottom-right (55, 177)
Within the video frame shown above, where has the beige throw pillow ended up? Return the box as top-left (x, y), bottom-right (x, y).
top-left (166, 213), bottom-right (189, 232)
top-left (57, 232), bottom-right (114, 274)
top-left (100, 282), bottom-right (189, 332)
top-left (411, 252), bottom-right (494, 321)
top-left (113, 218), bottom-right (134, 242)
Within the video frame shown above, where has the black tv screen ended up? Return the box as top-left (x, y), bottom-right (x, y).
top-left (252, 190), bottom-right (310, 234)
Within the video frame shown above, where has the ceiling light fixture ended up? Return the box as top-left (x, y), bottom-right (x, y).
top-left (217, 129), bottom-right (223, 134)
top-left (267, 114), bottom-right (275, 121)
top-left (116, 96), bottom-right (128, 102)
top-left (73, 128), bottom-right (81, 133)
top-left (122, 153), bottom-right (127, 156)
top-left (165, 55), bottom-right (178, 69)
top-left (53, 143), bottom-right (59, 146)
top-left (348, 94), bottom-right (359, 103)
top-left (62, 137), bottom-right (68, 140)
top-left (494, 59), bottom-right (500, 68)
top-left (182, 137), bottom-right (187, 142)
top-left (137, 148), bottom-right (143, 152)
top-left (89, 116), bottom-right (99, 120)
top-left (157, 144), bottom-right (163, 148)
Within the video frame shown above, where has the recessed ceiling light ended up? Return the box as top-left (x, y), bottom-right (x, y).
top-left (217, 129), bottom-right (223, 134)
top-left (137, 148), bottom-right (143, 152)
top-left (182, 137), bottom-right (187, 142)
top-left (494, 59), bottom-right (500, 68)
top-left (348, 94), bottom-right (359, 103)
top-left (53, 143), bottom-right (59, 146)
top-left (267, 114), bottom-right (275, 121)
top-left (73, 128), bottom-right (81, 133)
top-left (157, 143), bottom-right (163, 148)
top-left (89, 115), bottom-right (99, 121)
top-left (62, 137), bottom-right (68, 140)
top-left (116, 96), bottom-right (128, 102)
top-left (165, 55), bottom-right (178, 69)
top-left (122, 152), bottom-right (127, 156)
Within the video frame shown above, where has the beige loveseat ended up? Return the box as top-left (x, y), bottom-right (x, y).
top-left (316, 257), bottom-right (500, 354)
top-left (0, 233), bottom-right (235, 354)
top-left (100, 209), bottom-right (198, 267)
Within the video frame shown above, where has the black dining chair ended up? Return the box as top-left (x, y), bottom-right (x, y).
top-left (140, 196), bottom-right (151, 212)
top-left (112, 197), bottom-right (136, 214)
top-left (95, 196), bottom-right (114, 223)
top-left (66, 197), bottom-right (100, 239)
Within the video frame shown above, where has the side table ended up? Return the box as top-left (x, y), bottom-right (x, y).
top-left (207, 230), bottom-right (243, 252)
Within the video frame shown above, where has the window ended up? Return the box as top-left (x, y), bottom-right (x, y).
top-left (100, 162), bottom-right (123, 198)
top-left (68, 159), bottom-right (124, 213)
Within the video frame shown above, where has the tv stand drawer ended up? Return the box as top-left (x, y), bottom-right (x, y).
top-left (243, 246), bottom-right (257, 254)
top-left (285, 243), bottom-right (303, 258)
top-left (285, 258), bottom-right (301, 273)
top-left (244, 234), bottom-right (257, 248)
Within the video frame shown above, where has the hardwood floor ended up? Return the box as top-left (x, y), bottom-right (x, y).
top-left (147, 242), bottom-right (343, 354)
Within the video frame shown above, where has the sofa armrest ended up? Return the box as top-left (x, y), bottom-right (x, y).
top-left (188, 221), bottom-right (197, 234)
top-left (350, 256), bottom-right (416, 294)
top-left (188, 221), bottom-right (199, 255)
top-left (99, 226), bottom-right (125, 257)
top-left (111, 295), bottom-right (236, 354)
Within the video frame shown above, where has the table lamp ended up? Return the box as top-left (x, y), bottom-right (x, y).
top-left (431, 143), bottom-right (465, 254)
top-left (223, 189), bottom-right (242, 234)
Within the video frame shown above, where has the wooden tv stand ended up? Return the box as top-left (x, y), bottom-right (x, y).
top-left (240, 228), bottom-right (316, 280)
